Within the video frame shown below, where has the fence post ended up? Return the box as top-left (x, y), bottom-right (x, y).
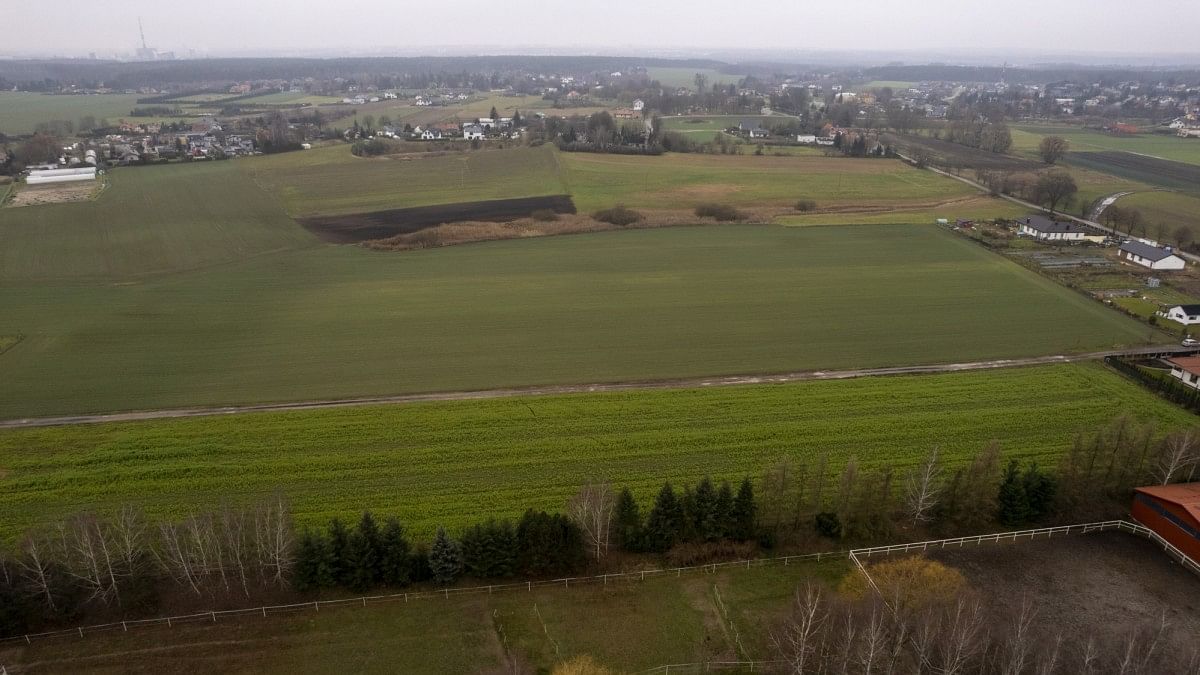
top-left (527, 581), bottom-right (531, 591)
top-left (122, 621), bottom-right (127, 632)
top-left (314, 602), bottom-right (319, 612)
top-left (167, 617), bottom-right (172, 628)
top-left (25, 635), bottom-right (30, 645)
top-left (211, 611), bottom-right (216, 623)
top-left (444, 588), bottom-right (449, 599)
top-left (362, 597), bottom-right (367, 607)
top-left (78, 627), bottom-right (83, 638)
top-left (262, 606), bottom-right (266, 617)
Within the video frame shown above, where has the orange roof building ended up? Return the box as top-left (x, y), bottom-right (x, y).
top-left (1132, 482), bottom-right (1200, 561)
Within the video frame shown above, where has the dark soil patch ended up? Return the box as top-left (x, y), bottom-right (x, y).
top-left (927, 530), bottom-right (1200, 656)
top-left (1067, 151), bottom-right (1200, 192)
top-left (299, 195), bottom-right (577, 244)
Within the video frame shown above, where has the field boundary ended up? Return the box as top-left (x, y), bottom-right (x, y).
top-left (4, 519), bottom-right (1195, 649)
top-left (1, 346), bottom-right (1189, 429)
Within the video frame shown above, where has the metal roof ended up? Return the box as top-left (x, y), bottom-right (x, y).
top-left (1136, 482), bottom-right (1200, 526)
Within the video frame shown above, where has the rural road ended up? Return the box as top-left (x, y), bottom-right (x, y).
top-left (0, 346), bottom-right (1187, 430)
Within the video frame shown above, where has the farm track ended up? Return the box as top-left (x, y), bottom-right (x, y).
top-left (0, 346), bottom-right (1186, 429)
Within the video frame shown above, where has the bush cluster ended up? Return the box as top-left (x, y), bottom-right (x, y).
top-left (592, 205), bottom-right (643, 226)
top-left (694, 203), bottom-right (745, 221)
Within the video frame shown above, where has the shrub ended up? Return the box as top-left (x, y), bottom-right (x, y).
top-left (592, 205), bottom-right (643, 226)
top-left (794, 199), bottom-right (817, 212)
top-left (694, 203), bottom-right (744, 222)
top-left (530, 208), bottom-right (559, 222)
top-left (813, 512), bottom-right (842, 539)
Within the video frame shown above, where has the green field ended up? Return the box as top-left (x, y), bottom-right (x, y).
top-left (0, 192), bottom-right (1158, 417)
top-left (645, 67), bottom-right (743, 90)
top-left (0, 363), bottom-right (1190, 541)
top-left (236, 91), bottom-right (343, 106)
top-left (1012, 124), bottom-right (1200, 167)
top-left (0, 559), bottom-right (848, 672)
top-left (0, 92), bottom-right (144, 135)
top-left (861, 80), bottom-right (918, 90)
top-left (660, 115), bottom-right (778, 135)
top-left (0, 161), bottom-right (316, 281)
top-left (557, 152), bottom-right (976, 211)
top-left (777, 195), bottom-right (1027, 226)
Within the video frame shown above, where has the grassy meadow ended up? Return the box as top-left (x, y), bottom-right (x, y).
top-left (0, 216), bottom-right (1157, 417)
top-left (0, 92), bottom-right (143, 135)
top-left (644, 67), bottom-right (743, 90)
top-left (1, 558), bottom-right (849, 672)
top-left (1012, 124), bottom-right (1200, 167)
top-left (0, 363), bottom-right (1191, 542)
top-left (0, 161), bottom-right (317, 281)
top-left (777, 196), bottom-right (1027, 226)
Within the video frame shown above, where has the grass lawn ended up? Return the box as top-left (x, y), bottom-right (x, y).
top-left (0, 92), bottom-right (143, 135)
top-left (1120, 190), bottom-right (1200, 237)
top-left (245, 144), bottom-right (566, 217)
top-left (558, 153), bottom-right (976, 212)
top-left (0, 362), bottom-right (1190, 542)
top-left (861, 80), bottom-right (917, 90)
top-left (0, 559), bottom-right (849, 672)
top-left (645, 67), bottom-right (742, 90)
top-left (236, 91), bottom-right (343, 106)
top-left (0, 221), bottom-right (1157, 418)
top-left (0, 161), bottom-right (317, 281)
top-left (1012, 124), bottom-right (1200, 167)
top-left (660, 115), bottom-right (777, 135)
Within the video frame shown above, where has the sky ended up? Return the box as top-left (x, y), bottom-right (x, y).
top-left (6, 0), bottom-right (1198, 62)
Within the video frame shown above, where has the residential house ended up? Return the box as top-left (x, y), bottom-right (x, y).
top-left (419, 129), bottom-right (442, 140)
top-left (632, 99), bottom-right (645, 111)
top-left (1163, 304), bottom-right (1200, 325)
top-left (1017, 215), bottom-right (1094, 242)
top-left (1118, 240), bottom-right (1187, 270)
top-left (462, 124), bottom-right (485, 140)
top-left (795, 134), bottom-right (817, 144)
top-left (1167, 356), bottom-right (1200, 390)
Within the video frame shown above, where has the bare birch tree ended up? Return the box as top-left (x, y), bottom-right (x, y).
top-left (904, 446), bottom-right (943, 526)
top-left (567, 480), bottom-right (616, 559)
top-left (771, 584), bottom-right (829, 674)
top-left (1153, 430), bottom-right (1198, 485)
top-left (254, 494), bottom-right (294, 586)
top-left (16, 535), bottom-right (57, 611)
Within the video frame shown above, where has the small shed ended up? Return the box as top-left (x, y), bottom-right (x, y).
top-left (1131, 483), bottom-right (1200, 561)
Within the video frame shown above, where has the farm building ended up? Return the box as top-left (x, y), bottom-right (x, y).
top-left (796, 134), bottom-right (818, 144)
top-left (1131, 483), bottom-right (1200, 562)
top-left (1163, 304), bottom-right (1200, 325)
top-left (1118, 240), bottom-right (1186, 270)
top-left (1017, 215), bottom-right (1100, 242)
top-left (1166, 356), bottom-right (1200, 390)
top-left (26, 167), bottom-right (97, 185)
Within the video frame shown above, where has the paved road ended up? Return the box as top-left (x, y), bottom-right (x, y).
top-left (1, 346), bottom-right (1188, 430)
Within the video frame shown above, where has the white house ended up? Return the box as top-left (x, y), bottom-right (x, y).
top-left (462, 124), bottom-right (485, 140)
top-left (796, 134), bottom-right (817, 144)
top-left (1118, 240), bottom-right (1186, 270)
top-left (632, 98), bottom-right (644, 111)
top-left (1017, 215), bottom-right (1091, 242)
top-left (1164, 304), bottom-right (1200, 325)
top-left (1167, 356), bottom-right (1200, 391)
top-left (419, 129), bottom-right (442, 140)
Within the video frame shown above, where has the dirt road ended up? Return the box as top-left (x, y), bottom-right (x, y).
top-left (0, 346), bottom-right (1185, 430)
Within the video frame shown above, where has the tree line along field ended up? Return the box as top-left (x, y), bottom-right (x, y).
top-left (0, 362), bottom-right (1191, 543)
top-left (0, 217), bottom-right (1157, 417)
top-left (0, 92), bottom-right (145, 135)
top-left (2, 558), bottom-right (849, 672)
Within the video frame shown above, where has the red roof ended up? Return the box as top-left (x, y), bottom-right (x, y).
top-left (1136, 482), bottom-right (1200, 524)
top-left (1168, 356), bottom-right (1200, 377)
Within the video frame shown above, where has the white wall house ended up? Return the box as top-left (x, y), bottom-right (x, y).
top-left (1164, 305), bottom-right (1200, 325)
top-left (796, 134), bottom-right (817, 144)
top-left (1168, 357), bottom-right (1200, 391)
top-left (1119, 240), bottom-right (1186, 270)
top-left (1017, 215), bottom-right (1088, 241)
top-left (462, 124), bottom-right (485, 140)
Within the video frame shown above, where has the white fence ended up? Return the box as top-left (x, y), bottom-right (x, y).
top-left (2, 519), bottom-right (1195, 648)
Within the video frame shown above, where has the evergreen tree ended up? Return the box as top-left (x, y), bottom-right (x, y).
top-left (512, 110), bottom-right (522, 127)
top-left (327, 518), bottom-right (351, 586)
top-left (357, 512), bottom-right (383, 579)
top-left (692, 477), bottom-right (720, 541)
top-left (644, 483), bottom-right (684, 552)
top-left (408, 546), bottom-right (432, 584)
top-left (489, 106), bottom-right (499, 121)
top-left (714, 480), bottom-right (735, 540)
top-left (292, 529), bottom-right (335, 591)
top-left (613, 487), bottom-right (643, 552)
top-left (1022, 463), bottom-right (1058, 521)
top-left (428, 526), bottom-right (463, 585)
top-left (343, 530), bottom-right (378, 592)
top-left (679, 485), bottom-right (698, 543)
top-left (516, 510), bottom-right (586, 576)
top-left (462, 519), bottom-right (518, 579)
top-left (379, 517), bottom-right (411, 587)
top-left (730, 478), bottom-right (756, 541)
top-left (997, 460), bottom-right (1031, 526)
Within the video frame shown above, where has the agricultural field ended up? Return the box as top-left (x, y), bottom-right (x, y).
top-left (0, 161), bottom-right (316, 281)
top-left (644, 66), bottom-right (743, 90)
top-left (0, 558), bottom-right (850, 673)
top-left (660, 114), bottom-right (780, 135)
top-left (1012, 124), bottom-right (1200, 167)
top-left (0, 221), bottom-right (1159, 417)
top-left (777, 195), bottom-right (1027, 226)
top-left (861, 80), bottom-right (918, 90)
top-left (235, 91), bottom-right (343, 106)
top-left (557, 152), bottom-right (978, 212)
top-left (0, 362), bottom-right (1190, 540)
top-left (245, 145), bottom-right (565, 217)
top-left (0, 92), bottom-right (143, 135)
top-left (1119, 190), bottom-right (1200, 239)
top-left (1063, 151), bottom-right (1200, 194)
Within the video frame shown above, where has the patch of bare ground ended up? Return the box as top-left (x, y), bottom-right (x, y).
top-left (926, 531), bottom-right (1200, 656)
top-left (8, 181), bottom-right (100, 208)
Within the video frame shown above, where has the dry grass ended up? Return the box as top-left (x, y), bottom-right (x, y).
top-left (8, 180), bottom-right (101, 207)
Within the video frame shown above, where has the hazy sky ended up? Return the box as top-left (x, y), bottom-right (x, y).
top-left (8, 0), bottom-right (1198, 59)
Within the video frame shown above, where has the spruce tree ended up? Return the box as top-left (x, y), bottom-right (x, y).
top-left (343, 530), bottom-right (378, 592)
top-left (292, 529), bottom-right (335, 591)
top-left (693, 477), bottom-right (720, 541)
top-left (714, 481), bottom-right (735, 540)
top-left (613, 487), bottom-right (643, 552)
top-left (516, 511), bottom-right (585, 577)
top-left (997, 459), bottom-right (1031, 526)
top-left (379, 518), bottom-right (411, 587)
top-left (429, 526), bottom-right (463, 585)
top-left (730, 478), bottom-right (757, 541)
top-left (357, 512), bottom-right (383, 579)
top-left (327, 518), bottom-right (351, 586)
top-left (1022, 463), bottom-right (1058, 521)
top-left (644, 483), bottom-right (684, 552)
top-left (462, 520), bottom-right (518, 579)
